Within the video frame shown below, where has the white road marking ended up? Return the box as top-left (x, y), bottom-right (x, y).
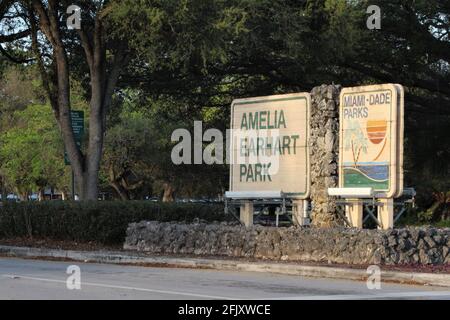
top-left (3, 273), bottom-right (449, 300)
top-left (265, 291), bottom-right (450, 300)
top-left (2, 274), bottom-right (236, 300)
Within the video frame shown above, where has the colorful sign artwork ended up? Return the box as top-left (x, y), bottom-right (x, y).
top-left (230, 93), bottom-right (311, 199)
top-left (338, 84), bottom-right (404, 198)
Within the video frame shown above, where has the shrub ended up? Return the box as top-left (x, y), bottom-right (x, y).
top-left (0, 201), bottom-right (230, 244)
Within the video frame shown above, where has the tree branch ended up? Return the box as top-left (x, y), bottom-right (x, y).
top-left (0, 29), bottom-right (31, 43)
top-left (31, 0), bottom-right (57, 47)
top-left (0, 45), bottom-right (33, 63)
top-left (76, 28), bottom-right (94, 71)
top-left (28, 6), bottom-right (58, 114)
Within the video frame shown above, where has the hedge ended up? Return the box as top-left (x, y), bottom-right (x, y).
top-left (0, 201), bottom-right (230, 245)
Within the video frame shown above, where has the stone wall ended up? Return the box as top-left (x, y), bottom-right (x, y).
top-left (309, 85), bottom-right (342, 227)
top-left (125, 221), bottom-right (450, 265)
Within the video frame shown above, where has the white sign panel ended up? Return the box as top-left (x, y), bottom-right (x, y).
top-left (230, 93), bottom-right (311, 199)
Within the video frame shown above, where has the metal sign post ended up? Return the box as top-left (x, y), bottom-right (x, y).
top-left (292, 200), bottom-right (309, 226)
top-left (71, 170), bottom-right (75, 201)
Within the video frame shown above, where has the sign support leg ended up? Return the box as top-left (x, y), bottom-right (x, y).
top-left (345, 199), bottom-right (363, 228)
top-left (240, 201), bottom-right (253, 227)
top-left (378, 198), bottom-right (394, 230)
top-left (292, 200), bottom-right (307, 226)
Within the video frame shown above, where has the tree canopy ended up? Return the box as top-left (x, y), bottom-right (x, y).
top-left (0, 0), bottom-right (448, 219)
top-left (0, 104), bottom-right (68, 200)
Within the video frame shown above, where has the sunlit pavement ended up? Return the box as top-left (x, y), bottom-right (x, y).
top-left (0, 257), bottom-right (449, 300)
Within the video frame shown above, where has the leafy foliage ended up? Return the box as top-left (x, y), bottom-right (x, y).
top-left (103, 93), bottom-right (228, 200)
top-left (0, 105), bottom-right (69, 197)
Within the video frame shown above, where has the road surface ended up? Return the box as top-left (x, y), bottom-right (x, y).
top-left (0, 257), bottom-right (449, 300)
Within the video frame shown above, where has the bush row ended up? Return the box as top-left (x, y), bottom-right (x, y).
top-left (0, 201), bottom-right (230, 244)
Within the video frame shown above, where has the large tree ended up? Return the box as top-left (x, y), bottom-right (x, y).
top-left (1, 0), bottom-right (242, 200)
top-left (117, 0), bottom-right (449, 214)
top-left (0, 0), bottom-right (130, 199)
top-left (1, 0), bottom-right (449, 216)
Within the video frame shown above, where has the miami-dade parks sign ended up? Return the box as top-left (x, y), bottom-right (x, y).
top-left (229, 93), bottom-right (311, 199)
top-left (338, 84), bottom-right (404, 198)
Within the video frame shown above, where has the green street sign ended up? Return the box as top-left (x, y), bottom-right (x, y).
top-left (65, 110), bottom-right (85, 165)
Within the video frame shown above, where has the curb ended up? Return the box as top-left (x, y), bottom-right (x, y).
top-left (0, 245), bottom-right (449, 287)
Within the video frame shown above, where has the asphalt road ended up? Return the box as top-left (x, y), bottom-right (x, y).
top-left (0, 257), bottom-right (449, 300)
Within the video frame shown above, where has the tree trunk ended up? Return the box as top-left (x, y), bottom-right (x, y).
top-left (18, 191), bottom-right (28, 202)
top-left (162, 182), bottom-right (175, 203)
top-left (31, 1), bottom-right (86, 196)
top-left (84, 71), bottom-right (104, 200)
top-left (0, 176), bottom-right (7, 202)
top-left (110, 182), bottom-right (130, 201)
top-left (38, 188), bottom-right (45, 202)
top-left (30, 2), bottom-right (128, 202)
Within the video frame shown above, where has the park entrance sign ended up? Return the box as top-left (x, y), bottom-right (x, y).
top-left (338, 84), bottom-right (404, 198)
top-left (229, 93), bottom-right (311, 199)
